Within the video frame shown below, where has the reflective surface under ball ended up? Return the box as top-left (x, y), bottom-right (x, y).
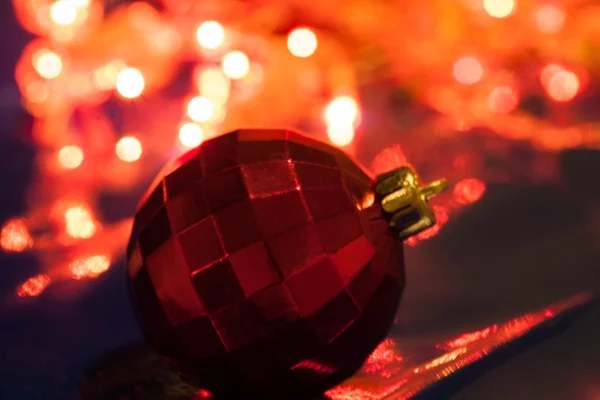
top-left (126, 129), bottom-right (404, 399)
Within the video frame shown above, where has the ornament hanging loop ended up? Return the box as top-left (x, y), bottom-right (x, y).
top-left (420, 179), bottom-right (447, 201)
top-left (374, 166), bottom-right (447, 241)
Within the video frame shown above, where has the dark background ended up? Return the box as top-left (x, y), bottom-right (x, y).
top-left (1, 2), bottom-right (599, 399)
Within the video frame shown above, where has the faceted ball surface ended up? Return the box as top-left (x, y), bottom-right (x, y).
top-left (126, 129), bottom-right (404, 399)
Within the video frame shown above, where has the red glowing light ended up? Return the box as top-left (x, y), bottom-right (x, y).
top-left (370, 145), bottom-right (409, 176)
top-left (64, 205), bottom-right (97, 239)
top-left (69, 255), bottom-right (110, 279)
top-left (453, 178), bottom-right (486, 205)
top-left (364, 338), bottom-right (403, 378)
top-left (484, 0), bottom-right (515, 18)
top-left (535, 5), bottom-right (565, 34)
top-left (221, 51), bottom-right (250, 79)
top-left (325, 379), bottom-right (409, 400)
top-left (195, 389), bottom-right (213, 399)
top-left (443, 326), bottom-right (498, 348)
top-left (325, 385), bottom-right (380, 400)
top-left (116, 68), bottom-right (145, 99)
top-left (1, 218), bottom-right (33, 252)
top-left (196, 21), bottom-right (225, 49)
top-left (288, 28), bottom-right (318, 58)
top-left (540, 64), bottom-right (564, 87)
top-left (453, 57), bottom-right (483, 85)
top-left (33, 49), bottom-right (63, 79)
top-left (547, 70), bottom-right (580, 102)
top-left (58, 145), bottom-right (84, 169)
top-left (17, 274), bottom-right (51, 297)
top-left (292, 360), bottom-right (336, 374)
top-left (488, 86), bottom-right (519, 113)
top-left (420, 205), bottom-right (449, 238)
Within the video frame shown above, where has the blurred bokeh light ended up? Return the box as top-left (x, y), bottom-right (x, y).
top-left (4, 0), bottom-right (600, 298)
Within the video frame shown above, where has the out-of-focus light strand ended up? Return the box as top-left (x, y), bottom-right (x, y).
top-left (17, 274), bottom-right (51, 297)
top-left (196, 21), bottom-right (225, 49)
top-left (58, 145), bottom-right (84, 169)
top-left (178, 122), bottom-right (204, 148)
top-left (483, 0), bottom-right (515, 18)
top-left (116, 67), bottom-right (145, 99)
top-left (288, 28), bottom-right (318, 58)
top-left (222, 51), bottom-right (249, 79)
top-left (69, 255), bottom-right (111, 279)
top-left (116, 136), bottom-right (143, 162)
top-left (65, 205), bottom-right (96, 239)
top-left (1, 219), bottom-right (33, 252)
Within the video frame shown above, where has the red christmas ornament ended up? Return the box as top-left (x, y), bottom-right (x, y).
top-left (126, 129), bottom-right (446, 399)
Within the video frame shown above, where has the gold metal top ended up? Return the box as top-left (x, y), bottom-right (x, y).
top-left (375, 166), bottom-right (448, 241)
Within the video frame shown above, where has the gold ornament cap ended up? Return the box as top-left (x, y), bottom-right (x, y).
top-left (374, 166), bottom-right (448, 240)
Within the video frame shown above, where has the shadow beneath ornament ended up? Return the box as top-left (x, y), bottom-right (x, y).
top-left (413, 298), bottom-right (597, 400)
top-left (78, 343), bottom-right (333, 400)
top-left (78, 343), bottom-right (200, 400)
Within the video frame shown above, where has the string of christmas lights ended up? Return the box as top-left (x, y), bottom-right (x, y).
top-left (3, 0), bottom-right (599, 299)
